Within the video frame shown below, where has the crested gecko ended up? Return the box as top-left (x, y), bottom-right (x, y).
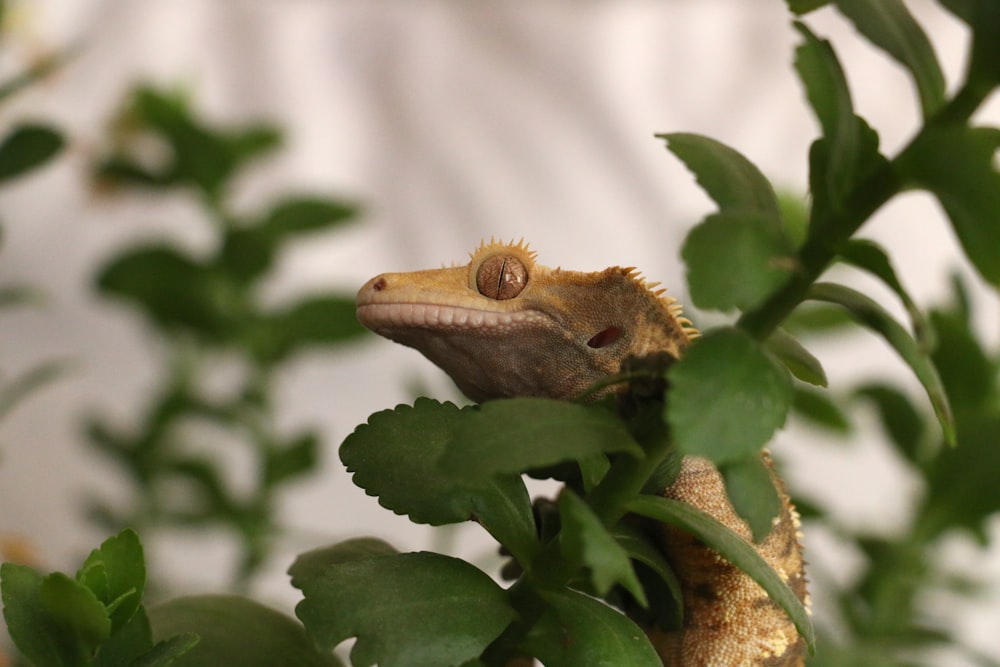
top-left (356, 239), bottom-right (808, 667)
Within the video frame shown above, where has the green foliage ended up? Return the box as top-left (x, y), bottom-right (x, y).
top-left (1, 529), bottom-right (336, 667)
top-left (1, 530), bottom-right (199, 667)
top-left (297, 2), bottom-right (1000, 665)
top-left (84, 84), bottom-right (367, 586)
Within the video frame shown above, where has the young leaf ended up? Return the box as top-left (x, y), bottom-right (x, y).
top-left (838, 238), bottom-right (932, 348)
top-left (0, 123), bottom-right (64, 183)
top-left (131, 632), bottom-right (201, 667)
top-left (898, 125), bottom-right (1000, 287)
top-left (77, 528), bottom-right (146, 634)
top-left (853, 384), bottom-right (927, 465)
top-left (625, 495), bottom-right (815, 652)
top-left (681, 211), bottom-right (796, 312)
top-left (442, 397), bottom-right (643, 478)
top-left (558, 490), bottom-right (647, 606)
top-left (929, 309), bottom-right (996, 427)
top-left (667, 327), bottom-right (792, 464)
top-left (340, 399), bottom-right (538, 565)
top-left (289, 537), bottom-right (399, 591)
top-left (38, 572), bottom-right (113, 664)
top-left (834, 0), bottom-right (946, 118)
top-left (296, 552), bottom-right (515, 667)
top-left (808, 282), bottom-right (955, 445)
top-left (795, 23), bottom-right (887, 220)
top-left (149, 595), bottom-right (338, 667)
top-left (519, 589), bottom-right (661, 667)
top-left (92, 606), bottom-right (155, 667)
top-left (659, 132), bottom-right (782, 219)
top-left (609, 524), bottom-right (683, 622)
top-left (792, 386), bottom-right (851, 434)
top-left (765, 328), bottom-right (828, 387)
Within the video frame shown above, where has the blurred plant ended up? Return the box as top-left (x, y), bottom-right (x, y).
top-left (0, 2), bottom-right (67, 434)
top-left (787, 274), bottom-right (1000, 667)
top-left (83, 85), bottom-right (366, 587)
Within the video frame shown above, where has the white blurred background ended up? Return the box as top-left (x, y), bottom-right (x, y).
top-left (0, 0), bottom-right (997, 662)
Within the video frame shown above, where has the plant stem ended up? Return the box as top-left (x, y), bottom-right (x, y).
top-left (737, 79), bottom-right (992, 342)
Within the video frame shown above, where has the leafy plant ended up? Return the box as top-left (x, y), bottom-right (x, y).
top-left (3, 1), bottom-right (999, 666)
top-left (1, 529), bottom-right (339, 667)
top-left (287, 1), bottom-right (999, 665)
top-left (84, 85), bottom-right (367, 586)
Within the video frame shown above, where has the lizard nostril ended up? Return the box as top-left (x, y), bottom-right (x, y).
top-left (372, 277), bottom-right (387, 291)
top-left (587, 326), bottom-right (622, 349)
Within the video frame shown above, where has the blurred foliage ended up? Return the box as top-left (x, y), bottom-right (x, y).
top-left (2, 1), bottom-right (1000, 666)
top-left (0, 6), bottom-right (68, 431)
top-left (83, 84), bottom-right (366, 586)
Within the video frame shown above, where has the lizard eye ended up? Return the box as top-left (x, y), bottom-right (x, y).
top-left (476, 254), bottom-right (528, 300)
top-left (587, 326), bottom-right (623, 348)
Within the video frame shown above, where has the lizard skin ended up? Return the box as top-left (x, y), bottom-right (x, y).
top-left (355, 239), bottom-right (808, 667)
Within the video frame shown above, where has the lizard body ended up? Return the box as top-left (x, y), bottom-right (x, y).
top-left (356, 240), bottom-right (807, 667)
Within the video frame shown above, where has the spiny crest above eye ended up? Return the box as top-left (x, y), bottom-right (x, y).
top-left (469, 237), bottom-right (537, 267)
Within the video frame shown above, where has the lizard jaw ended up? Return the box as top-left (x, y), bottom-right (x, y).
top-left (356, 301), bottom-right (544, 335)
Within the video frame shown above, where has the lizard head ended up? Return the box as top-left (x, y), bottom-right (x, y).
top-left (356, 239), bottom-right (697, 403)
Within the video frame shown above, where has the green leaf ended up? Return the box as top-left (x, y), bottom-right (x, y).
top-left (77, 529), bottom-right (145, 634)
top-left (964, 0), bottom-right (1000, 88)
top-left (443, 397), bottom-right (643, 479)
top-left (39, 572), bottom-right (113, 664)
top-left (609, 524), bottom-right (683, 624)
top-left (898, 125), bottom-right (1000, 287)
top-left (558, 490), bottom-right (646, 605)
top-left (792, 386), bottom-right (851, 434)
top-left (794, 23), bottom-right (886, 219)
top-left (132, 632), bottom-right (201, 667)
top-left (681, 211), bottom-right (796, 312)
top-left (659, 132), bottom-right (782, 219)
top-left (839, 238), bottom-right (932, 348)
top-left (0, 123), bottom-right (64, 183)
top-left (765, 329), bottom-right (828, 387)
top-left (251, 295), bottom-right (367, 363)
top-left (296, 552), bottom-right (514, 667)
top-left (341, 399), bottom-right (538, 565)
top-left (149, 595), bottom-right (338, 667)
top-left (92, 606), bottom-right (154, 667)
top-left (2, 563), bottom-right (66, 667)
top-left (719, 456), bottom-right (783, 543)
top-left (520, 589), bottom-right (661, 667)
top-left (854, 384), bottom-right (927, 465)
top-left (808, 282), bottom-right (955, 446)
top-left (261, 196), bottom-right (358, 236)
top-left (667, 328), bottom-right (792, 464)
top-left (929, 309), bottom-right (996, 428)
top-left (96, 245), bottom-right (229, 337)
top-left (834, 0), bottom-right (946, 118)
top-left (264, 431), bottom-right (319, 486)
top-left (920, 415), bottom-right (1000, 541)
top-left (626, 495), bottom-right (815, 652)
top-left (289, 537), bottom-right (399, 591)
top-left (786, 0), bottom-right (833, 14)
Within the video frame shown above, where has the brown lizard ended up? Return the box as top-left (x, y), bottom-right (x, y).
top-left (356, 239), bottom-right (808, 667)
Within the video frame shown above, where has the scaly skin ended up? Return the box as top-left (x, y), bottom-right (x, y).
top-left (356, 240), bottom-right (807, 666)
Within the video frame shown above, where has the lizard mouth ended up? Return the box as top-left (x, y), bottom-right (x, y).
top-left (356, 301), bottom-right (542, 333)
